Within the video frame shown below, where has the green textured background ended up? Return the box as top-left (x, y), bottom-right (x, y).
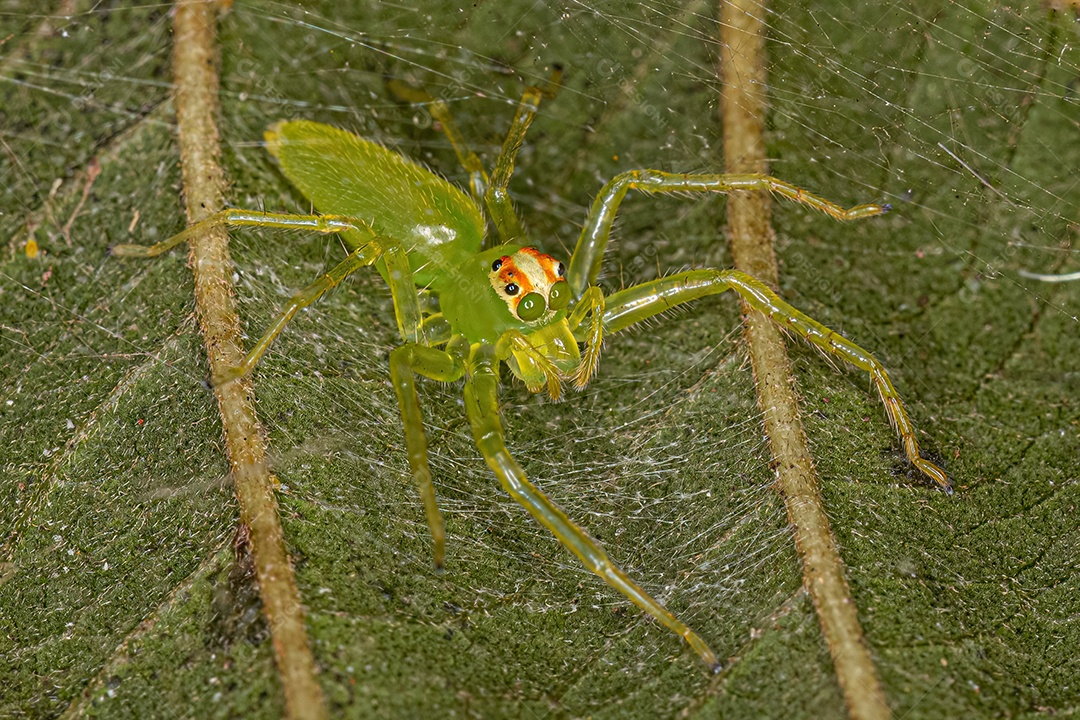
top-left (1, 1), bottom-right (1077, 718)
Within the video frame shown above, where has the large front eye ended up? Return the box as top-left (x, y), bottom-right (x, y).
top-left (517, 292), bottom-right (546, 321)
top-left (548, 280), bottom-right (570, 310)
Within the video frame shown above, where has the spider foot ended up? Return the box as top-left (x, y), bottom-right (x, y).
top-left (912, 456), bottom-right (952, 494)
top-left (109, 242), bottom-right (153, 257)
top-left (205, 365), bottom-right (247, 389)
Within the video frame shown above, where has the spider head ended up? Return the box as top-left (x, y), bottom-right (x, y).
top-left (486, 247), bottom-right (571, 323)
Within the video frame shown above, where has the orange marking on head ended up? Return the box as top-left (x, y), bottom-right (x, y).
top-left (488, 247), bottom-right (569, 320)
top-left (497, 257), bottom-right (533, 297)
top-left (520, 246), bottom-right (560, 284)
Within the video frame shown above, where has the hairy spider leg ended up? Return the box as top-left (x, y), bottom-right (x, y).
top-left (494, 328), bottom-right (565, 399)
top-left (112, 210), bottom-right (427, 382)
top-left (389, 338), bottom-right (469, 569)
top-left (390, 68), bottom-right (563, 247)
top-left (564, 286), bottom-right (606, 387)
top-left (110, 208), bottom-right (370, 257)
top-left (594, 269), bottom-right (952, 492)
top-left (386, 79), bottom-right (490, 205)
top-left (566, 170), bottom-right (891, 298)
top-left (463, 342), bottom-right (721, 670)
top-left (484, 66), bottom-right (563, 246)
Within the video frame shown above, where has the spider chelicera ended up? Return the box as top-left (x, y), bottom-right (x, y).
top-left (112, 69), bottom-right (950, 670)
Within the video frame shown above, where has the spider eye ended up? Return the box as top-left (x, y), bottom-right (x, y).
top-left (491, 258), bottom-right (503, 272)
top-left (505, 283), bottom-right (519, 296)
top-left (557, 262), bottom-right (566, 277)
top-left (517, 292), bottom-right (546, 321)
top-left (548, 280), bottom-right (570, 310)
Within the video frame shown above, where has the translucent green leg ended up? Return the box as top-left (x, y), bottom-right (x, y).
top-left (388, 69), bottom-right (560, 245)
top-left (601, 269), bottom-right (952, 492)
top-left (494, 329), bottom-right (563, 399)
top-left (386, 79), bottom-right (490, 205)
top-left (110, 209), bottom-right (374, 258)
top-left (212, 242), bottom-right (421, 385)
top-left (565, 286), bottom-right (605, 388)
top-left (389, 338), bottom-right (468, 569)
top-left (566, 171), bottom-right (890, 296)
top-left (463, 343), bottom-right (720, 669)
top-left (112, 208), bottom-right (426, 380)
top-left (482, 67), bottom-right (563, 245)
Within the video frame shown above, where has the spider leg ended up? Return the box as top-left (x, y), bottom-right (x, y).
top-left (484, 67), bottom-right (562, 245)
top-left (212, 240), bottom-right (420, 386)
top-left (388, 68), bottom-right (561, 247)
top-left (112, 209), bottom-right (427, 381)
top-left (463, 343), bottom-right (720, 669)
top-left (600, 269), bottom-right (952, 492)
top-left (386, 79), bottom-right (490, 205)
top-left (494, 328), bottom-right (564, 400)
top-left (565, 286), bottom-right (605, 388)
top-left (110, 209), bottom-right (374, 257)
top-left (566, 171), bottom-right (890, 297)
top-left (390, 338), bottom-right (469, 569)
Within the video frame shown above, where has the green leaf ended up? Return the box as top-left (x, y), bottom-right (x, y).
top-left (1, 1), bottom-right (1076, 718)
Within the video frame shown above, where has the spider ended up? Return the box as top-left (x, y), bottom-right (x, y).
top-left (112, 69), bottom-right (951, 670)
